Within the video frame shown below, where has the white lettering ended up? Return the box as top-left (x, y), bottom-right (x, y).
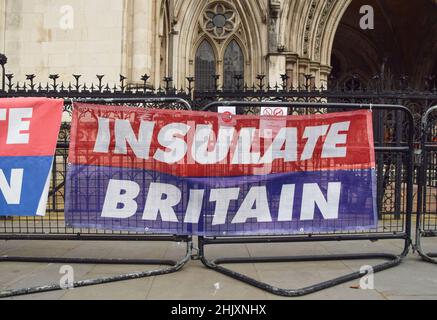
top-left (193, 125), bottom-right (235, 164)
top-left (94, 117), bottom-right (111, 153)
top-left (300, 183), bottom-right (341, 221)
top-left (0, 169), bottom-right (24, 205)
top-left (93, 121), bottom-right (352, 165)
top-left (259, 128), bottom-right (298, 164)
top-left (278, 184), bottom-right (295, 221)
top-left (99, 182), bottom-right (344, 225)
top-left (301, 125), bottom-right (329, 161)
top-left (101, 179), bottom-right (140, 219)
top-left (322, 122), bottom-right (350, 158)
top-left (142, 183), bottom-right (180, 222)
top-left (7, 108), bottom-right (33, 145)
top-left (232, 186), bottom-right (272, 224)
top-left (210, 188), bottom-right (240, 225)
top-left (115, 120), bottom-right (155, 159)
top-left (154, 123), bottom-right (190, 164)
top-left (232, 128), bottom-right (260, 165)
top-left (184, 189), bottom-right (205, 224)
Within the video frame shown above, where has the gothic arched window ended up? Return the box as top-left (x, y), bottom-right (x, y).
top-left (223, 40), bottom-right (244, 90)
top-left (195, 40), bottom-right (216, 91)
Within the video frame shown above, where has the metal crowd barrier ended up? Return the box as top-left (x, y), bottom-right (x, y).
top-left (416, 105), bottom-right (437, 264)
top-left (199, 101), bottom-right (414, 297)
top-left (0, 97), bottom-right (193, 298)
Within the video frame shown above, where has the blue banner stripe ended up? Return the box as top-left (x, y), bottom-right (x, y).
top-left (0, 156), bottom-right (53, 216)
top-left (65, 164), bottom-right (378, 236)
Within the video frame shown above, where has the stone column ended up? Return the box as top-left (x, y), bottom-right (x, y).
top-left (131, 0), bottom-right (154, 84)
top-left (267, 53), bottom-right (286, 87)
top-left (0, 0), bottom-right (5, 53)
top-left (267, 0), bottom-right (285, 86)
top-left (319, 65), bottom-right (332, 89)
top-left (121, 0), bottom-right (133, 80)
top-left (285, 54), bottom-right (299, 88)
top-left (268, 0), bottom-right (281, 52)
top-left (170, 26), bottom-right (179, 88)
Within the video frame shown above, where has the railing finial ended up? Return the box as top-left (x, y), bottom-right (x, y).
top-left (0, 53), bottom-right (7, 92)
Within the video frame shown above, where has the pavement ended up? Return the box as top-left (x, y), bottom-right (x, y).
top-left (0, 236), bottom-right (436, 300)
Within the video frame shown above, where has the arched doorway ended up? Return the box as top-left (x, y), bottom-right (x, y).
top-left (331, 0), bottom-right (437, 90)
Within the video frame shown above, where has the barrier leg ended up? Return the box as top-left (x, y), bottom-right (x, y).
top-left (199, 236), bottom-right (410, 297)
top-left (0, 238), bottom-right (192, 298)
top-left (416, 232), bottom-right (437, 264)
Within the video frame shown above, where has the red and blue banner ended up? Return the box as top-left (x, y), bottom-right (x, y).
top-left (0, 98), bottom-right (63, 216)
top-left (65, 103), bottom-right (377, 236)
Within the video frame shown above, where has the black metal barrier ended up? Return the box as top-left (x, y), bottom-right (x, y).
top-left (199, 101), bottom-right (414, 297)
top-left (416, 105), bottom-right (437, 264)
top-left (0, 98), bottom-right (193, 298)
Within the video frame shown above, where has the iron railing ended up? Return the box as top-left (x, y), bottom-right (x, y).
top-left (0, 68), bottom-right (436, 297)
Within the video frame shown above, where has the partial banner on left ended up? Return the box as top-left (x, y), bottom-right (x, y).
top-left (0, 98), bottom-right (63, 216)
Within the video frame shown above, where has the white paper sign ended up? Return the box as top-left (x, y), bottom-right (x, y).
top-left (260, 107), bottom-right (288, 117)
top-left (218, 106), bottom-right (237, 115)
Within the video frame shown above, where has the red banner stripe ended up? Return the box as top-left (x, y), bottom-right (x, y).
top-left (69, 103), bottom-right (375, 177)
top-left (0, 98), bottom-right (64, 157)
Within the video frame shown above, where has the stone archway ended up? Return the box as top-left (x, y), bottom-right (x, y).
top-left (280, 0), bottom-right (352, 88)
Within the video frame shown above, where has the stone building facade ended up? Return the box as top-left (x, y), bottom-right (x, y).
top-left (0, 0), bottom-right (436, 90)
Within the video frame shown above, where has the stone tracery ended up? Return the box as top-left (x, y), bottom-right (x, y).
top-left (202, 1), bottom-right (239, 40)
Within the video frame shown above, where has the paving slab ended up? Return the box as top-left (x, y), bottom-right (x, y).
top-left (4, 290), bottom-right (67, 300)
top-left (146, 262), bottom-right (268, 300)
top-left (0, 240), bottom-right (80, 258)
top-left (0, 238), bottom-right (436, 300)
top-left (386, 295), bottom-right (437, 300)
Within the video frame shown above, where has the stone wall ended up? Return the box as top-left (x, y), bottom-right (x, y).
top-left (1, 0), bottom-right (126, 84)
top-left (0, 1), bottom-right (5, 54)
top-left (0, 0), bottom-right (357, 89)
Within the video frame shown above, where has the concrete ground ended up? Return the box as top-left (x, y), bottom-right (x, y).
top-left (0, 237), bottom-right (436, 300)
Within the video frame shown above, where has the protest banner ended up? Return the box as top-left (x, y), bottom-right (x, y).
top-left (66, 103), bottom-right (377, 236)
top-left (0, 98), bottom-right (63, 216)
